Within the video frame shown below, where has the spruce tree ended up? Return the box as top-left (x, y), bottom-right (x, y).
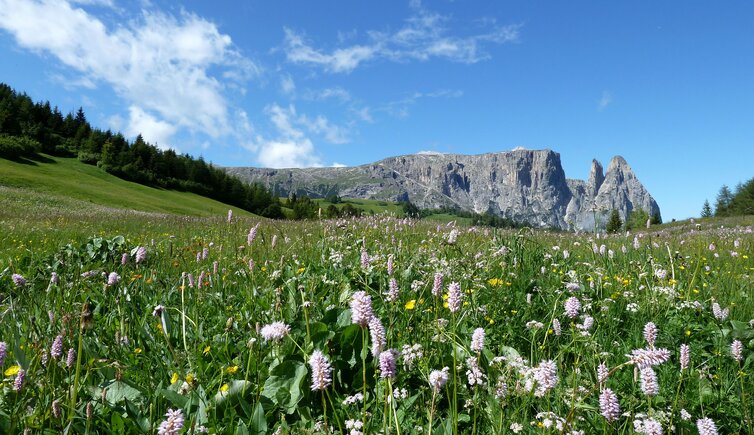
top-left (606, 209), bottom-right (623, 233)
top-left (701, 200), bottom-right (712, 218)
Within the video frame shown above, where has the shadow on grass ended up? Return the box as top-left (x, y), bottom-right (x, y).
top-left (1, 152), bottom-right (56, 165)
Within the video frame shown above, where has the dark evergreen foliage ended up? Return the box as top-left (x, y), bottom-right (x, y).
top-left (0, 83), bottom-right (282, 218)
top-left (606, 209), bottom-right (623, 233)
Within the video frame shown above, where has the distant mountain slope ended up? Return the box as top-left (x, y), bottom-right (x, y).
top-left (0, 155), bottom-right (253, 217)
top-left (226, 148), bottom-right (660, 230)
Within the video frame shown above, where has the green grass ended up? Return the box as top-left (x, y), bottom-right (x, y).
top-left (313, 198), bottom-right (404, 215)
top-left (0, 155), bottom-right (253, 217)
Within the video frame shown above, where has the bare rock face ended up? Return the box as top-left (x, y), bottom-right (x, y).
top-left (226, 149), bottom-right (660, 230)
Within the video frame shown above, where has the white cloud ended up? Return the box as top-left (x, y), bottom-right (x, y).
top-left (304, 86), bottom-right (351, 102)
top-left (283, 6), bottom-right (520, 73)
top-left (598, 91), bottom-right (612, 110)
top-left (126, 106), bottom-right (178, 150)
top-left (331, 162), bottom-right (347, 167)
top-left (416, 150), bottom-right (446, 155)
top-left (247, 103), bottom-right (353, 168)
top-left (0, 0), bottom-right (257, 146)
top-left (280, 74), bottom-right (296, 95)
top-left (382, 88), bottom-right (463, 118)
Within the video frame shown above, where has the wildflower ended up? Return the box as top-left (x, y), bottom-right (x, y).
top-left (731, 339), bottom-right (743, 362)
top-left (66, 348), bottom-right (75, 369)
top-left (343, 393), bottom-right (364, 405)
top-left (401, 343), bottom-right (423, 369)
top-left (271, 235), bottom-right (277, 248)
top-left (50, 272), bottom-right (59, 285)
top-left (309, 350), bottom-right (332, 391)
top-left (11, 274), bottom-right (26, 287)
top-left (386, 278), bottom-right (399, 302)
top-left (51, 335), bottom-right (63, 359)
top-left (387, 255), bottom-right (394, 276)
top-left (712, 302), bottom-right (729, 321)
top-left (628, 348), bottom-right (671, 368)
top-left (599, 388), bottom-right (620, 422)
top-left (696, 417), bottom-right (718, 435)
top-left (680, 409), bottom-right (691, 421)
top-left (152, 305), bottom-right (166, 317)
top-left (107, 272), bottom-right (120, 286)
top-left (639, 366), bottom-right (659, 396)
top-left (447, 228), bottom-right (459, 244)
top-left (202, 247), bottom-right (209, 261)
top-left (0, 342), bottom-right (6, 367)
top-left (447, 282), bottom-right (462, 313)
top-left (52, 399), bottom-right (62, 418)
top-left (13, 369), bottom-right (25, 391)
top-left (404, 299), bottom-right (416, 310)
top-left (429, 367), bottom-right (449, 392)
top-left (494, 377), bottom-right (508, 399)
top-left (643, 322), bottom-right (657, 348)
top-left (121, 253), bottom-right (129, 265)
top-left (680, 344), bottom-right (690, 371)
top-left (432, 272), bottom-right (443, 297)
top-left (227, 209), bottom-right (233, 223)
top-left (466, 356), bottom-right (486, 386)
top-left (597, 362), bottom-right (609, 384)
top-left (471, 328), bottom-right (485, 352)
top-left (158, 408), bottom-right (184, 435)
top-left (641, 418), bottom-right (662, 435)
top-left (360, 249), bottom-right (370, 269)
top-left (509, 422), bottom-right (524, 433)
top-left (350, 291), bottom-right (373, 327)
top-left (533, 360), bottom-right (558, 397)
top-left (552, 318), bottom-right (561, 336)
top-left (247, 224), bottom-right (259, 245)
top-left (368, 317), bottom-right (386, 357)
top-left (135, 246), bottom-right (147, 264)
top-left (564, 297), bottom-right (581, 318)
top-left (379, 349), bottom-right (398, 379)
top-left (226, 366), bottom-right (239, 375)
top-left (260, 322), bottom-right (291, 342)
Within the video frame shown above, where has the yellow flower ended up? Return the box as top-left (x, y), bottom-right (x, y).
top-left (226, 365), bottom-right (239, 375)
top-left (487, 278), bottom-right (502, 287)
top-left (203, 345), bottom-right (211, 355)
top-left (185, 373), bottom-right (195, 384)
top-left (404, 300), bottom-right (416, 310)
top-left (170, 372), bottom-right (179, 384)
top-left (4, 365), bottom-right (20, 377)
top-left (443, 301), bottom-right (449, 309)
top-left (685, 330), bottom-right (691, 336)
top-left (219, 383), bottom-right (229, 392)
top-left (134, 348), bottom-right (143, 354)
top-left (297, 267), bottom-right (305, 274)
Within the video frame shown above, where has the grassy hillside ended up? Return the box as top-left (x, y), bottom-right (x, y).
top-left (0, 155), bottom-right (253, 217)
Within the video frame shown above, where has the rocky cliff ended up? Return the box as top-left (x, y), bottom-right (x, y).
top-left (226, 149), bottom-right (660, 230)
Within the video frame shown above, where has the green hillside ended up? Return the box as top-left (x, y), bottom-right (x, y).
top-left (0, 155), bottom-right (253, 217)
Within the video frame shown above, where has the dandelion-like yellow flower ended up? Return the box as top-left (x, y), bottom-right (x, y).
top-left (4, 365), bottom-right (20, 377)
top-left (219, 383), bottom-right (229, 392)
top-left (404, 300), bottom-right (416, 310)
top-left (134, 348), bottom-right (143, 354)
top-left (186, 373), bottom-right (195, 384)
top-left (203, 346), bottom-right (211, 355)
top-left (226, 365), bottom-right (239, 375)
top-left (297, 267), bottom-right (305, 274)
top-left (170, 372), bottom-right (179, 384)
top-left (487, 278), bottom-right (502, 286)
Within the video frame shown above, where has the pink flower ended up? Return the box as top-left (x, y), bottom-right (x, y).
top-left (368, 317), bottom-right (386, 358)
top-left (731, 340), bottom-right (743, 362)
top-left (599, 388), bottom-right (620, 422)
top-left (350, 291), bottom-right (373, 327)
top-left (447, 282), bottom-right (462, 313)
top-left (564, 296), bottom-right (581, 318)
top-left (643, 322), bottom-right (657, 348)
top-left (309, 350), bottom-right (332, 391)
top-left (680, 344), bottom-right (690, 371)
top-left (470, 328), bottom-right (485, 352)
top-left (696, 417), bottom-right (718, 435)
top-left (379, 349), bottom-right (398, 379)
top-left (429, 367), bottom-right (449, 392)
top-left (158, 409), bottom-right (184, 435)
top-left (260, 322), bottom-right (290, 342)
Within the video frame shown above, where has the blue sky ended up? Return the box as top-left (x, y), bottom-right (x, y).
top-left (1, 0), bottom-right (754, 221)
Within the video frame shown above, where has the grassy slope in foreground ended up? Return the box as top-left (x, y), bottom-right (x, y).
top-left (0, 155), bottom-right (253, 217)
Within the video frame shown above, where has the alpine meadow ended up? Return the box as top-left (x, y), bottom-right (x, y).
top-left (2, 1), bottom-right (754, 434)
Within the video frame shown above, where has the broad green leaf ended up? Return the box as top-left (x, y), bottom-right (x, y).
top-left (261, 360), bottom-right (307, 414)
top-left (250, 402), bottom-right (267, 435)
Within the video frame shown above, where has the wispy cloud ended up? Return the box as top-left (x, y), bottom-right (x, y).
top-left (245, 104), bottom-right (350, 168)
top-left (0, 0), bottom-right (257, 148)
top-left (280, 74), bottom-right (296, 96)
top-left (283, 5), bottom-right (520, 73)
top-left (598, 91), bottom-right (612, 111)
top-left (303, 86), bottom-right (352, 102)
top-left (382, 89), bottom-right (463, 118)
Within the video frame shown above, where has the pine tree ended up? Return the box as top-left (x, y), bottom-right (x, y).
top-left (606, 209), bottom-right (623, 233)
top-left (701, 199), bottom-right (712, 218)
top-left (715, 185), bottom-right (733, 216)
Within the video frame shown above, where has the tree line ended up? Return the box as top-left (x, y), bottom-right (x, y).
top-left (702, 180), bottom-right (754, 218)
top-left (0, 83), bottom-right (282, 218)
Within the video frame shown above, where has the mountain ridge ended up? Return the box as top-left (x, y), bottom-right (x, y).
top-left (226, 148), bottom-right (660, 230)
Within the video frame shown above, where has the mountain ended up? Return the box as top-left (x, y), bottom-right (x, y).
top-left (226, 149), bottom-right (660, 230)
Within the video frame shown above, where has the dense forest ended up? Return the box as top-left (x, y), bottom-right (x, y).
top-left (0, 83), bottom-right (283, 218)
